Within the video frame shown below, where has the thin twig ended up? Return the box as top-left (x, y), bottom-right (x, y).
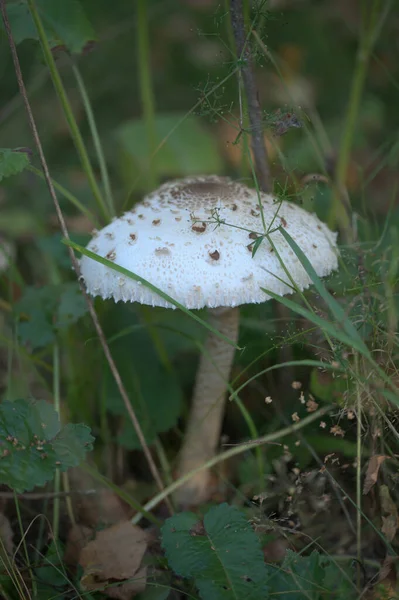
top-left (230, 0), bottom-right (270, 192)
top-left (0, 0), bottom-right (172, 515)
top-left (0, 490), bottom-right (97, 500)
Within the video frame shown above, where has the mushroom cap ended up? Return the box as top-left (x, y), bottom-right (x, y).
top-left (80, 176), bottom-right (338, 309)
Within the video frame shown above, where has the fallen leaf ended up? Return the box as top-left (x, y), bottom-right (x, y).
top-left (64, 524), bottom-right (93, 567)
top-left (69, 467), bottom-right (131, 528)
top-left (379, 485), bottom-right (398, 542)
top-left (363, 455), bottom-right (388, 495)
top-left (381, 515), bottom-right (397, 542)
top-left (79, 521), bottom-right (148, 599)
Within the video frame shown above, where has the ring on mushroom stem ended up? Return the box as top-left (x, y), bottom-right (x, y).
top-left (80, 175), bottom-right (339, 507)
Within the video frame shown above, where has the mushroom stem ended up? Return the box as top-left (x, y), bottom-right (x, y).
top-left (175, 306), bottom-right (240, 506)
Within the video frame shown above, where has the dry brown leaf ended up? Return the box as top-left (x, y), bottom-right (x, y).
top-left (381, 515), bottom-right (397, 542)
top-left (363, 455), bottom-right (388, 495)
top-left (379, 485), bottom-right (398, 542)
top-left (79, 521), bottom-right (148, 599)
top-left (69, 467), bottom-right (131, 528)
top-left (64, 524), bottom-right (93, 567)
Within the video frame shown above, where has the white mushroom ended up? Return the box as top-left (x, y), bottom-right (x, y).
top-left (80, 175), bottom-right (339, 506)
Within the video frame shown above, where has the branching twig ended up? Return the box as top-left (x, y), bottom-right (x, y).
top-left (0, 0), bottom-right (172, 515)
top-left (230, 0), bottom-right (270, 192)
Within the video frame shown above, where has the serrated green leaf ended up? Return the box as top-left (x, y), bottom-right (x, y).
top-left (1, 0), bottom-right (95, 53)
top-left (161, 503), bottom-right (270, 600)
top-left (0, 148), bottom-right (30, 182)
top-left (162, 504), bottom-right (357, 600)
top-left (0, 399), bottom-right (94, 493)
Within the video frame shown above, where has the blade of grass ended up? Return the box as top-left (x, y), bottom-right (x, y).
top-left (26, 0), bottom-right (110, 222)
top-left (259, 288), bottom-right (367, 354)
top-left (71, 64), bottom-right (116, 217)
top-left (276, 227), bottom-right (369, 353)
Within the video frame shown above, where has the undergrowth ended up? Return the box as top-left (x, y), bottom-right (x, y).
top-left (0, 0), bottom-right (399, 599)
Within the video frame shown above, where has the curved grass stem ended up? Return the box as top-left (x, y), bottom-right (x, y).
top-left (133, 406), bottom-right (333, 524)
top-left (26, 0), bottom-right (110, 223)
top-left (71, 64), bottom-right (116, 217)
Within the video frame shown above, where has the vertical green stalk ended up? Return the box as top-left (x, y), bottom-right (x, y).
top-left (52, 343), bottom-right (61, 540)
top-left (137, 0), bottom-right (157, 190)
top-left (72, 64), bottom-right (116, 217)
top-left (355, 356), bottom-right (362, 589)
top-left (27, 0), bottom-right (110, 222)
top-left (329, 0), bottom-right (386, 239)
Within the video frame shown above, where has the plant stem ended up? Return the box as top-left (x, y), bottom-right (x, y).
top-left (26, 0), bottom-right (110, 223)
top-left (329, 0), bottom-right (387, 240)
top-left (230, 0), bottom-right (270, 193)
top-left (72, 64), bottom-right (116, 217)
top-left (134, 406), bottom-right (333, 524)
top-left (355, 355), bottom-right (362, 588)
top-left (137, 0), bottom-right (157, 190)
top-left (52, 343), bottom-right (61, 540)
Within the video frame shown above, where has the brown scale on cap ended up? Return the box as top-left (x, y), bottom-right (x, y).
top-left (192, 222), bottom-right (207, 233)
top-left (155, 247), bottom-right (171, 256)
top-left (152, 219), bottom-right (161, 226)
top-left (209, 250), bottom-right (220, 261)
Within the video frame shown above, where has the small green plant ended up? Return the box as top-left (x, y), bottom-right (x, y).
top-left (0, 398), bottom-right (93, 492)
top-left (161, 503), bottom-right (356, 600)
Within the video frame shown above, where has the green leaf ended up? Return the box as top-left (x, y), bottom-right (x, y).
top-left (104, 307), bottom-right (182, 449)
top-left (56, 282), bottom-right (88, 328)
top-left (0, 399), bottom-right (94, 493)
top-left (1, 0), bottom-right (95, 53)
top-left (116, 113), bottom-right (223, 186)
top-left (0, 148), bottom-right (30, 182)
top-left (15, 283), bottom-right (88, 349)
top-left (37, 0), bottom-right (95, 53)
top-left (161, 503), bottom-right (270, 600)
top-left (270, 550), bottom-right (356, 600)
top-left (309, 368), bottom-right (349, 404)
top-left (162, 504), bottom-right (357, 600)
